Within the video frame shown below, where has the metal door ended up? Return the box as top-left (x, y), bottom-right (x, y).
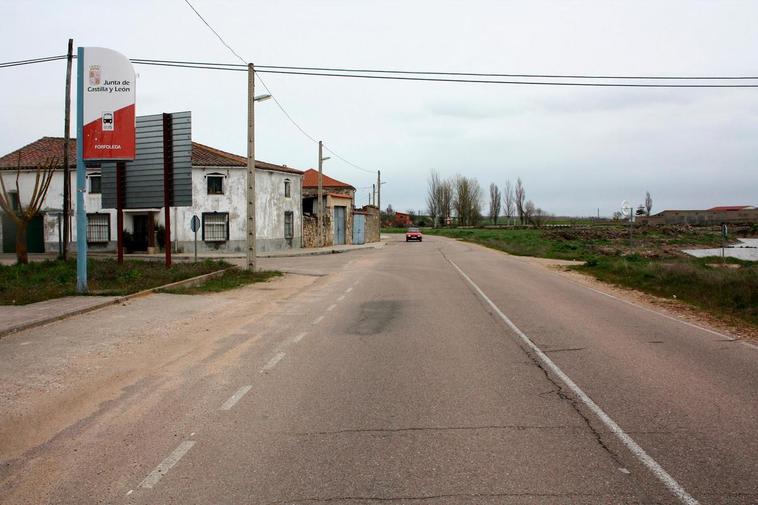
top-left (334, 206), bottom-right (346, 245)
top-left (353, 214), bottom-right (365, 245)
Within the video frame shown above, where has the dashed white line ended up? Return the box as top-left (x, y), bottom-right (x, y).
top-left (345, 287), bottom-right (353, 293)
top-left (139, 440), bottom-right (195, 489)
top-left (313, 315), bottom-right (325, 324)
top-left (337, 295), bottom-right (346, 301)
top-left (220, 385), bottom-right (253, 410)
top-left (446, 256), bottom-right (699, 505)
top-left (292, 332), bottom-right (307, 343)
top-left (327, 304), bottom-right (337, 312)
top-left (126, 489), bottom-right (133, 496)
top-left (261, 351), bottom-right (286, 372)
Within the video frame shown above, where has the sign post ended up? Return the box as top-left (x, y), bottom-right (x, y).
top-left (76, 47), bottom-right (136, 292)
top-left (190, 215), bottom-right (200, 263)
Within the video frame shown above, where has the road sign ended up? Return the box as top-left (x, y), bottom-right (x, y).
top-left (722, 223), bottom-right (728, 239)
top-left (190, 215), bottom-right (201, 232)
top-left (81, 47), bottom-right (136, 160)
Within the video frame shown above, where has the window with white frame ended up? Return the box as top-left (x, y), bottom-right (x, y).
top-left (202, 212), bottom-right (229, 242)
top-left (86, 213), bottom-right (110, 243)
top-left (284, 211), bottom-right (294, 239)
top-left (284, 179), bottom-right (291, 198)
top-left (89, 173), bottom-right (102, 194)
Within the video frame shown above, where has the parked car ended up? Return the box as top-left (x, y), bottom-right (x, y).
top-left (406, 227), bottom-right (422, 242)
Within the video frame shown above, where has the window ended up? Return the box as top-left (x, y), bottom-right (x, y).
top-left (284, 211), bottom-right (294, 239)
top-left (89, 173), bottom-right (102, 194)
top-left (87, 213), bottom-right (110, 243)
top-left (284, 179), bottom-right (291, 198)
top-left (202, 212), bottom-right (229, 242)
top-left (8, 191), bottom-right (19, 211)
top-left (207, 174), bottom-right (224, 195)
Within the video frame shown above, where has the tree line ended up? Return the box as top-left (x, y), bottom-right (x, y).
top-left (426, 170), bottom-right (550, 227)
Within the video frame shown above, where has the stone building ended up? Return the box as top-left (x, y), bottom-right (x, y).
top-left (301, 169), bottom-right (356, 247)
top-left (637, 206), bottom-right (757, 226)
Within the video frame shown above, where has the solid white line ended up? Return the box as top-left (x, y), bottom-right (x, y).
top-left (219, 385), bottom-right (253, 411)
top-left (327, 304), bottom-right (337, 312)
top-left (446, 257), bottom-right (699, 505)
top-left (742, 340), bottom-right (758, 351)
top-left (261, 351), bottom-right (286, 372)
top-left (139, 441), bottom-right (196, 489)
top-left (345, 287), bottom-right (353, 293)
top-left (337, 295), bottom-right (345, 301)
top-left (292, 332), bottom-right (307, 343)
top-left (313, 315), bottom-right (325, 324)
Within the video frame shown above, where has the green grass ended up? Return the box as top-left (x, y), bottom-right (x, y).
top-left (0, 258), bottom-right (232, 305)
top-left (422, 225), bottom-right (757, 327)
top-left (160, 268), bottom-right (282, 294)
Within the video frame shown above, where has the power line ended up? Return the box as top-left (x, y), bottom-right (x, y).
top-left (0, 55), bottom-right (66, 68)
top-left (182, 0), bottom-right (247, 65)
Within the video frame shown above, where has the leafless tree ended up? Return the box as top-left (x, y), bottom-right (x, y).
top-left (0, 154), bottom-right (57, 264)
top-left (453, 176), bottom-right (482, 226)
top-left (523, 200), bottom-right (535, 226)
top-left (645, 191), bottom-right (653, 216)
top-left (439, 179), bottom-right (453, 226)
top-left (426, 170), bottom-right (441, 227)
top-left (530, 207), bottom-right (551, 228)
top-left (515, 177), bottom-right (526, 224)
top-left (488, 183), bottom-right (501, 225)
top-left (503, 180), bottom-right (515, 225)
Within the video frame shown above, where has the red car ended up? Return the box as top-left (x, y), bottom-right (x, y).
top-left (406, 227), bottom-right (422, 242)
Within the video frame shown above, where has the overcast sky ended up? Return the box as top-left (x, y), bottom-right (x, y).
top-left (2, 0), bottom-right (757, 216)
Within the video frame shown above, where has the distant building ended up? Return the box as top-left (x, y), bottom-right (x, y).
top-left (638, 205), bottom-right (756, 226)
top-left (301, 169), bottom-right (356, 246)
top-left (392, 212), bottom-right (413, 227)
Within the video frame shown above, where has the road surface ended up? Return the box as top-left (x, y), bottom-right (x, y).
top-left (1, 235), bottom-right (756, 504)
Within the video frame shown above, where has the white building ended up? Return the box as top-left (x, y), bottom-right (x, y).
top-left (0, 137), bottom-right (303, 254)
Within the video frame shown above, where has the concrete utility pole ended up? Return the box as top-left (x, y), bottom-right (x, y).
top-left (62, 38), bottom-right (73, 260)
top-left (246, 63), bottom-right (256, 271)
top-left (318, 141), bottom-right (324, 247)
top-left (377, 170), bottom-right (381, 212)
top-left (372, 183), bottom-right (376, 208)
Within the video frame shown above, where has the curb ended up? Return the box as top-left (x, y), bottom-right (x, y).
top-left (0, 268), bottom-right (231, 339)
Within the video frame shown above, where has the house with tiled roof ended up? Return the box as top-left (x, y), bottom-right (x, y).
top-left (301, 168), bottom-right (357, 247)
top-left (0, 137), bottom-right (304, 254)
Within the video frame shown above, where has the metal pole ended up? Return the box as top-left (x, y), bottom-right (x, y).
top-left (372, 184), bottom-right (376, 207)
top-left (246, 63), bottom-right (257, 270)
top-left (377, 170), bottom-right (381, 211)
top-left (194, 229), bottom-right (198, 263)
top-left (75, 47), bottom-right (87, 293)
top-left (162, 113), bottom-right (173, 268)
top-left (318, 140), bottom-right (324, 247)
top-left (116, 161), bottom-right (124, 264)
top-left (62, 38), bottom-right (73, 260)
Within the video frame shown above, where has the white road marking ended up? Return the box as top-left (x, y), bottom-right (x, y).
top-left (139, 441), bottom-right (195, 489)
top-left (220, 385), bottom-right (253, 410)
top-left (741, 340), bottom-right (758, 351)
top-left (292, 332), bottom-right (307, 343)
top-left (261, 352), bottom-right (286, 372)
top-left (19, 341), bottom-right (31, 346)
top-left (345, 287), bottom-right (353, 293)
top-left (446, 257), bottom-right (699, 505)
top-left (337, 295), bottom-right (345, 301)
top-left (327, 304), bottom-right (337, 312)
top-left (190, 432), bottom-right (195, 437)
top-left (126, 489), bottom-right (133, 495)
top-left (313, 315), bottom-right (325, 324)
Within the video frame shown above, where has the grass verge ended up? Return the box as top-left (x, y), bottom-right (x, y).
top-left (422, 226), bottom-right (757, 327)
top-left (160, 268), bottom-right (282, 294)
top-left (0, 258), bottom-right (231, 305)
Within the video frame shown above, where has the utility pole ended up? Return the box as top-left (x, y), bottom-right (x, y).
top-left (377, 170), bottom-right (381, 212)
top-left (246, 63), bottom-right (256, 271)
top-left (372, 183), bottom-right (376, 208)
top-left (318, 141), bottom-right (324, 247)
top-left (62, 38), bottom-right (73, 260)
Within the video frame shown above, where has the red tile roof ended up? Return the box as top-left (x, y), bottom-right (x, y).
top-left (302, 168), bottom-right (355, 190)
top-left (0, 137), bottom-right (303, 175)
top-left (328, 192), bottom-right (353, 199)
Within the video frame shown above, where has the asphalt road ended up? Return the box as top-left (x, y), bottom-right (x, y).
top-left (1, 235), bottom-right (756, 504)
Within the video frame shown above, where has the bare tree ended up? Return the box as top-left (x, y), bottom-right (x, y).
top-left (645, 191), bottom-right (653, 216)
top-left (530, 207), bottom-right (550, 228)
top-left (503, 180), bottom-right (515, 225)
top-left (523, 200), bottom-right (535, 226)
top-left (426, 170), bottom-right (441, 227)
top-left (488, 182), bottom-right (501, 225)
top-left (0, 155), bottom-right (57, 264)
top-left (515, 177), bottom-right (526, 224)
top-left (439, 178), bottom-right (453, 226)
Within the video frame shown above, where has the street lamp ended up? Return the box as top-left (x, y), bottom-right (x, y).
top-left (318, 142), bottom-right (330, 247)
top-left (246, 65), bottom-right (272, 272)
